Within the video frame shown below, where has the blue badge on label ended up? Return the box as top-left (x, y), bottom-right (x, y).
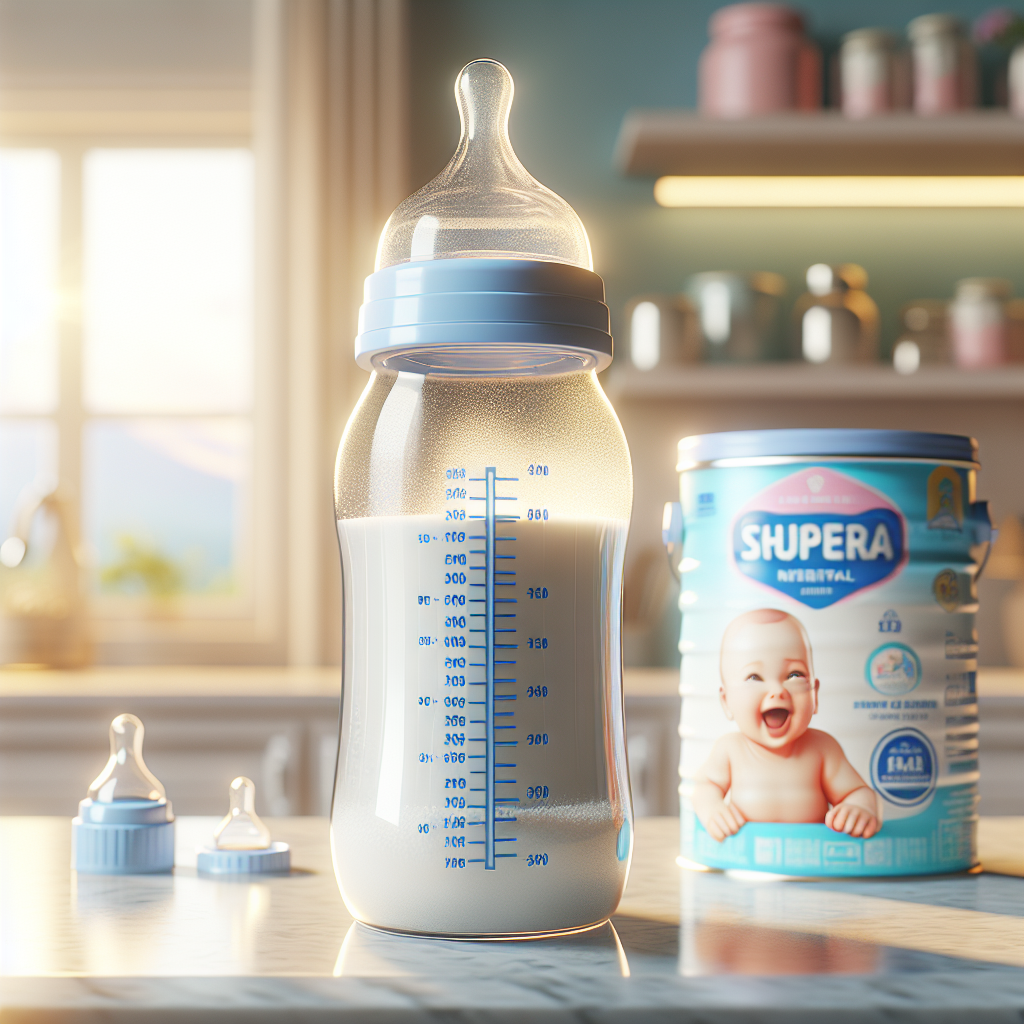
top-left (871, 728), bottom-right (937, 807)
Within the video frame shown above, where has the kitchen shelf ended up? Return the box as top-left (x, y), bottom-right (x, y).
top-left (615, 110), bottom-right (1024, 177)
top-left (606, 363), bottom-right (1024, 400)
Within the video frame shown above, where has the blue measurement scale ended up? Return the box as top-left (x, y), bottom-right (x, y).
top-left (467, 467), bottom-right (518, 869)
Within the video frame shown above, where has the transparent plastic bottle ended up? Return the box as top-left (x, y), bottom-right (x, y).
top-left (331, 59), bottom-right (633, 937)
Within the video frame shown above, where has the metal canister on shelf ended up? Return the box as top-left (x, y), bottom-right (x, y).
top-left (793, 264), bottom-right (879, 364)
top-left (950, 278), bottom-right (1011, 369)
top-left (684, 271), bottom-right (787, 362)
top-left (839, 28), bottom-right (911, 118)
top-left (907, 14), bottom-right (977, 114)
top-left (1011, 43), bottom-right (1024, 118)
top-left (625, 294), bottom-right (701, 371)
top-left (892, 300), bottom-right (951, 374)
top-left (699, 3), bottom-right (821, 118)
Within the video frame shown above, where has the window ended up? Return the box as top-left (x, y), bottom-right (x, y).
top-left (0, 150), bottom-right (60, 573)
top-left (0, 142), bottom-right (262, 649)
top-left (82, 149), bottom-right (254, 610)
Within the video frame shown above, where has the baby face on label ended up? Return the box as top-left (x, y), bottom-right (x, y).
top-left (719, 612), bottom-right (819, 751)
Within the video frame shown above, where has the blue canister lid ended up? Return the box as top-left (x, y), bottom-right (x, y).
top-left (678, 429), bottom-right (979, 467)
top-left (354, 259), bottom-right (613, 373)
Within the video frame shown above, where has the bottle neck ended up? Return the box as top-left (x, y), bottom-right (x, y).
top-left (368, 344), bottom-right (603, 377)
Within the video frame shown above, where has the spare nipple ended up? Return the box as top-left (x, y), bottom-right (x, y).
top-left (87, 713), bottom-right (166, 803)
top-left (374, 58), bottom-right (592, 271)
top-left (213, 777), bottom-right (272, 851)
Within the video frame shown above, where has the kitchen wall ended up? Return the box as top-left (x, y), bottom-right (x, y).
top-left (408, 0), bottom-right (1023, 352)
top-left (409, 0), bottom-right (1024, 666)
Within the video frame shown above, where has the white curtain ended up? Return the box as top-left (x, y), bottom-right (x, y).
top-left (254, 0), bottom-right (410, 665)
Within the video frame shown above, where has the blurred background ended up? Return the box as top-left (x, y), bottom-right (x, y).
top-left (0, 0), bottom-right (1021, 818)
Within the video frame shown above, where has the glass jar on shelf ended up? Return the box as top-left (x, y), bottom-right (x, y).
top-left (624, 294), bottom-right (700, 371)
top-left (950, 278), bottom-right (1011, 369)
top-left (892, 299), bottom-right (951, 375)
top-left (792, 263), bottom-right (879, 365)
top-left (698, 3), bottom-right (821, 118)
top-left (684, 271), bottom-right (787, 362)
top-left (839, 28), bottom-right (911, 118)
top-left (907, 14), bottom-right (977, 114)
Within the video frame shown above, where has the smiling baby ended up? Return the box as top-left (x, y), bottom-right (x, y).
top-left (692, 608), bottom-right (880, 842)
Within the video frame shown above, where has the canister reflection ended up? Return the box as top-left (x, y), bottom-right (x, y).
top-left (335, 920), bottom-right (630, 978)
top-left (679, 867), bottom-right (881, 976)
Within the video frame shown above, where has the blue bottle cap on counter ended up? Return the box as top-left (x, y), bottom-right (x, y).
top-left (196, 841), bottom-right (291, 875)
top-left (72, 714), bottom-right (175, 875)
top-left (197, 777), bottom-right (290, 875)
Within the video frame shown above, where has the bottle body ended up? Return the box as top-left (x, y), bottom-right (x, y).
top-left (331, 367), bottom-right (633, 936)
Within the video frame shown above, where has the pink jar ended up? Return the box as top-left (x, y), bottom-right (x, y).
top-left (840, 28), bottom-right (911, 118)
top-left (908, 14), bottom-right (977, 114)
top-left (950, 278), bottom-right (1010, 369)
top-left (699, 3), bottom-right (822, 118)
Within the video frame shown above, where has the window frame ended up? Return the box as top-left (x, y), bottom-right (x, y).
top-left (0, 96), bottom-right (285, 660)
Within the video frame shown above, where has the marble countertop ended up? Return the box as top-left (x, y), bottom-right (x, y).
top-left (1, 815), bottom-right (1022, 1021)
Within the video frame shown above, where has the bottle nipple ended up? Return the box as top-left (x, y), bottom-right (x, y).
top-left (374, 58), bottom-right (592, 271)
top-left (213, 777), bottom-right (272, 851)
top-left (87, 713), bottom-right (166, 803)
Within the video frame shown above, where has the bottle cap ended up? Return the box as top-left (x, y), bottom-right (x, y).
top-left (197, 777), bottom-right (290, 875)
top-left (72, 714), bottom-right (175, 874)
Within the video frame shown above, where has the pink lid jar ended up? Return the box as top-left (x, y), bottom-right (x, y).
top-left (907, 14), bottom-right (977, 114)
top-left (950, 278), bottom-right (1010, 369)
top-left (699, 3), bottom-right (822, 118)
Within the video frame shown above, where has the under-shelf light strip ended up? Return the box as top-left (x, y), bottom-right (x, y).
top-left (653, 176), bottom-right (1024, 208)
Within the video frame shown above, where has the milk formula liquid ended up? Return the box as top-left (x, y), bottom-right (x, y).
top-left (673, 429), bottom-right (990, 877)
top-left (332, 511), bottom-right (630, 935)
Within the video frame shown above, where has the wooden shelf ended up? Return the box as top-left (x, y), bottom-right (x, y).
top-left (615, 110), bottom-right (1024, 177)
top-left (606, 363), bottom-right (1024, 400)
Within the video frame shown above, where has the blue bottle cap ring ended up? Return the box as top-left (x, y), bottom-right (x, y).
top-left (72, 799), bottom-right (175, 875)
top-left (355, 259), bottom-right (613, 373)
top-left (196, 841), bottom-right (291, 875)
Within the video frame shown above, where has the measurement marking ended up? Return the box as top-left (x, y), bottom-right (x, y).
top-left (484, 466), bottom-right (497, 869)
top-left (458, 467), bottom-right (518, 871)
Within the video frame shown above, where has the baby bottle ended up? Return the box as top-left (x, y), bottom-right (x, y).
top-left (331, 59), bottom-right (633, 937)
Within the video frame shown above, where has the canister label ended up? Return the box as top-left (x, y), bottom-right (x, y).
top-left (732, 467), bottom-right (905, 608)
top-left (679, 459), bottom-right (981, 877)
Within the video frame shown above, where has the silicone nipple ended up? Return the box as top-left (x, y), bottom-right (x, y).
top-left (375, 58), bottom-right (592, 271)
top-left (87, 713), bottom-right (166, 803)
top-left (213, 777), bottom-right (272, 851)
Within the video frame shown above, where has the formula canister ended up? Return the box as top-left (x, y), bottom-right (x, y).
top-left (670, 429), bottom-right (991, 876)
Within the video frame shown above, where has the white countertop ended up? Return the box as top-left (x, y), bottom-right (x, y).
top-left (1, 815), bottom-right (1022, 1021)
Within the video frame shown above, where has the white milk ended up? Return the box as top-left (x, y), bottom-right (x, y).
top-left (331, 513), bottom-right (631, 935)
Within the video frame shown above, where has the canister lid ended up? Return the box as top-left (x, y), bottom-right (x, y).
top-left (678, 428), bottom-right (978, 467)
